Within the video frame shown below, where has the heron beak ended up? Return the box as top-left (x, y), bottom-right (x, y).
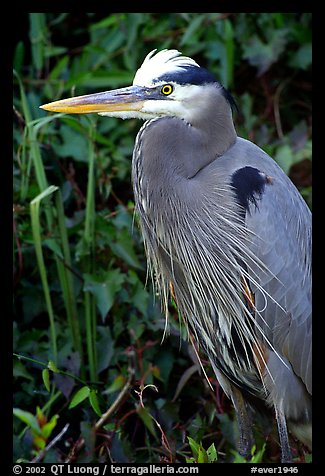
top-left (40, 85), bottom-right (150, 114)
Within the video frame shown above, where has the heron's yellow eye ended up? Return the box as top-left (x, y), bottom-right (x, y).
top-left (161, 84), bottom-right (173, 96)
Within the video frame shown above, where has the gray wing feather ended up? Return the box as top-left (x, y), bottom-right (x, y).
top-left (220, 138), bottom-right (312, 394)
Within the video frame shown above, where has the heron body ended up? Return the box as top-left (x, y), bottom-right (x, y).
top-left (41, 49), bottom-right (312, 462)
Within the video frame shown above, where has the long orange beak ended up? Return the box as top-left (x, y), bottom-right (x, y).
top-left (40, 85), bottom-right (152, 114)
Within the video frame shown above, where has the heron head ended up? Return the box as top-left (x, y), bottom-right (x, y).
top-left (40, 49), bottom-right (234, 123)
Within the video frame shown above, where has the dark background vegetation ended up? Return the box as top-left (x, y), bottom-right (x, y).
top-left (13, 13), bottom-right (312, 463)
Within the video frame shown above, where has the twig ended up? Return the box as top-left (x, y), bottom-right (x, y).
top-left (274, 80), bottom-right (289, 140)
top-left (134, 384), bottom-right (174, 463)
top-left (134, 384), bottom-right (158, 409)
top-left (13, 353), bottom-right (96, 387)
top-left (65, 350), bottom-right (136, 462)
top-left (31, 423), bottom-right (70, 463)
top-left (94, 373), bottom-right (134, 431)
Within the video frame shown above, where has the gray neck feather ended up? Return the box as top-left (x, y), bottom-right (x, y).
top-left (136, 86), bottom-right (236, 186)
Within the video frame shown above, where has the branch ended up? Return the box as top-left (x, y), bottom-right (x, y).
top-left (65, 350), bottom-right (136, 462)
top-left (31, 423), bottom-right (70, 463)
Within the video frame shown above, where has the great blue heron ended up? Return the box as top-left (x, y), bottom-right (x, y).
top-left (41, 49), bottom-right (312, 463)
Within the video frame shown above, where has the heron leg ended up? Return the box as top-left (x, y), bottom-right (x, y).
top-left (274, 405), bottom-right (292, 463)
top-left (231, 386), bottom-right (254, 458)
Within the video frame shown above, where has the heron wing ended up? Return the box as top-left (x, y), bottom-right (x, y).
top-left (219, 138), bottom-right (312, 394)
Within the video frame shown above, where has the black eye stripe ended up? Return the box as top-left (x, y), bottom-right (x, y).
top-left (161, 84), bottom-right (173, 95)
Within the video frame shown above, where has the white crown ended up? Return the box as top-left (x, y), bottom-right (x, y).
top-left (133, 49), bottom-right (200, 87)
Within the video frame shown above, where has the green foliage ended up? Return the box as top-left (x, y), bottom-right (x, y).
top-left (13, 13), bottom-right (311, 464)
top-left (42, 369), bottom-right (51, 392)
top-left (13, 407), bottom-right (59, 452)
top-left (69, 386), bottom-right (91, 409)
top-left (231, 444), bottom-right (266, 463)
top-left (186, 437), bottom-right (218, 463)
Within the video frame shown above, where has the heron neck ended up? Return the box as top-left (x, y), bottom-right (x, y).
top-left (186, 89), bottom-right (237, 175)
top-left (137, 102), bottom-right (236, 182)
top-left (188, 117), bottom-right (236, 178)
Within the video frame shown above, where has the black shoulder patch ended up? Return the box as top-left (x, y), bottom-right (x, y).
top-left (230, 166), bottom-right (270, 214)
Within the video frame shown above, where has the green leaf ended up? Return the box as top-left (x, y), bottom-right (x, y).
top-left (13, 361), bottom-right (33, 381)
top-left (231, 444), bottom-right (266, 463)
top-left (13, 408), bottom-right (41, 435)
top-left (105, 375), bottom-right (126, 394)
top-left (69, 386), bottom-right (90, 409)
top-left (197, 446), bottom-right (208, 463)
top-left (127, 314), bottom-right (145, 340)
top-left (137, 405), bottom-right (157, 439)
top-left (207, 442), bottom-right (218, 462)
top-left (43, 238), bottom-right (64, 259)
top-left (42, 368), bottom-right (51, 392)
top-left (110, 230), bottom-right (142, 269)
top-left (231, 451), bottom-right (248, 463)
top-left (41, 414), bottom-right (59, 439)
top-left (243, 29), bottom-right (288, 75)
top-left (84, 270), bottom-right (125, 321)
top-left (217, 413), bottom-right (238, 449)
top-left (80, 421), bottom-right (95, 457)
top-left (89, 389), bottom-right (102, 416)
top-left (97, 326), bottom-right (114, 373)
top-left (275, 144), bottom-right (294, 174)
top-left (180, 15), bottom-right (205, 46)
top-left (91, 15), bottom-right (121, 30)
top-left (48, 55), bottom-right (69, 81)
top-left (305, 453), bottom-right (312, 463)
top-left (30, 185), bottom-right (59, 364)
top-left (29, 13), bottom-right (46, 71)
top-left (250, 444), bottom-right (266, 463)
top-left (173, 364), bottom-right (198, 401)
top-left (187, 436), bottom-right (200, 459)
top-left (33, 436), bottom-right (46, 450)
top-left (71, 70), bottom-right (133, 89)
top-left (36, 406), bottom-right (47, 425)
top-left (289, 43), bottom-right (312, 70)
top-left (155, 350), bottom-right (174, 384)
top-left (52, 125), bottom-right (89, 162)
top-left (127, 272), bottom-right (150, 316)
top-left (13, 41), bottom-right (25, 73)
top-left (44, 46), bottom-right (68, 58)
